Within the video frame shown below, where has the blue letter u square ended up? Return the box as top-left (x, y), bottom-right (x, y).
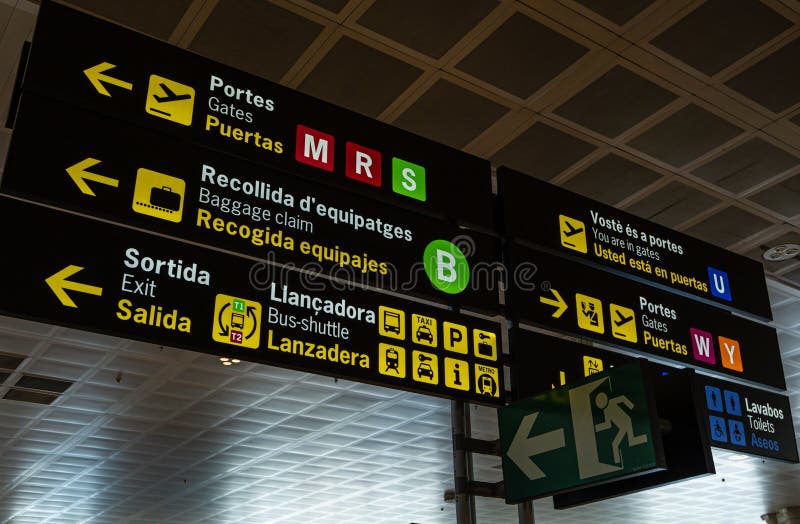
top-left (708, 267), bottom-right (732, 301)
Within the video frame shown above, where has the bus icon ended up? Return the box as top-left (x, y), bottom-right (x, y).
top-left (383, 310), bottom-right (401, 333)
top-left (379, 306), bottom-right (406, 340)
top-left (230, 312), bottom-right (245, 330)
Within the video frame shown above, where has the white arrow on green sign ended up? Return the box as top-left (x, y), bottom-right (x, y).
top-left (499, 362), bottom-right (665, 503)
top-left (507, 413), bottom-right (566, 480)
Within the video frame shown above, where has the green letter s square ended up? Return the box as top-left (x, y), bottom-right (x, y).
top-left (392, 158), bottom-right (426, 202)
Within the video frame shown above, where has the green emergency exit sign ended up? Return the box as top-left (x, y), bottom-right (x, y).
top-left (499, 363), bottom-right (665, 503)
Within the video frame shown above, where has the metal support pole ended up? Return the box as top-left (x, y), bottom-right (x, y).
top-left (452, 400), bottom-right (476, 524)
top-left (518, 500), bottom-right (534, 524)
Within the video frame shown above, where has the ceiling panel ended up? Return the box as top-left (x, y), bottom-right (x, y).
top-left (627, 103), bottom-right (744, 167)
top-left (0, 332), bottom-right (40, 356)
top-left (189, 0), bottom-right (325, 82)
top-left (357, 0), bottom-right (498, 59)
top-left (393, 79), bottom-right (508, 148)
top-left (554, 65), bottom-right (678, 138)
top-left (725, 36), bottom-right (800, 113)
top-left (790, 111), bottom-right (800, 128)
top-left (649, 0), bottom-right (791, 76)
top-left (491, 121), bottom-right (596, 180)
top-left (456, 12), bottom-right (588, 99)
top-left (682, 205), bottom-right (775, 247)
top-left (748, 173), bottom-right (800, 217)
top-left (306, 0), bottom-right (349, 15)
top-left (624, 180), bottom-right (720, 228)
top-left (63, 0), bottom-right (193, 39)
top-left (783, 267), bottom-right (800, 288)
top-left (562, 152), bottom-right (662, 204)
top-left (691, 137), bottom-right (800, 194)
top-left (773, 301), bottom-right (800, 328)
top-left (298, 36), bottom-right (423, 117)
top-left (572, 0), bottom-right (656, 26)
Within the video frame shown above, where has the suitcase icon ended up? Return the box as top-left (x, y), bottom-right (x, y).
top-left (477, 342), bottom-right (493, 357)
top-left (132, 168), bottom-right (186, 223)
top-left (149, 186), bottom-right (182, 212)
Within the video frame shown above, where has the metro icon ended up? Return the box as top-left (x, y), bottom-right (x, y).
top-left (295, 124), bottom-right (426, 201)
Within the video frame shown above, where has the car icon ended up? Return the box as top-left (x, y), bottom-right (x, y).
top-left (416, 325), bottom-right (434, 343)
top-left (417, 361), bottom-right (434, 379)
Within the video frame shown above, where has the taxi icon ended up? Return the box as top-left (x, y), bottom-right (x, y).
top-left (416, 325), bottom-right (434, 343)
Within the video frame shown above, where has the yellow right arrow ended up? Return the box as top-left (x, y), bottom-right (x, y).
top-left (45, 265), bottom-right (103, 308)
top-left (66, 158), bottom-right (119, 196)
top-left (83, 62), bottom-right (133, 96)
top-left (539, 288), bottom-right (568, 318)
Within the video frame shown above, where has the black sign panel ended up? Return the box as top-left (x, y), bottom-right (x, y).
top-left (2, 94), bottom-right (500, 312)
top-left (506, 243), bottom-right (785, 389)
top-left (695, 376), bottom-right (798, 463)
top-left (510, 328), bottom-right (631, 396)
top-left (19, 1), bottom-right (494, 229)
top-left (498, 167), bottom-right (772, 320)
top-left (0, 197), bottom-right (505, 405)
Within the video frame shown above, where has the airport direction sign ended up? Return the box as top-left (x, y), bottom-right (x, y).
top-left (18, 0), bottom-right (494, 230)
top-left (695, 375), bottom-right (798, 463)
top-left (498, 167), bottom-right (772, 320)
top-left (499, 362), bottom-right (665, 502)
top-left (0, 197), bottom-right (505, 405)
top-left (2, 94), bottom-right (500, 313)
top-left (506, 243), bottom-right (785, 390)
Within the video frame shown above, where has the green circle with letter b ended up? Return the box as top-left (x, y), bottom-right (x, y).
top-left (423, 240), bottom-right (470, 294)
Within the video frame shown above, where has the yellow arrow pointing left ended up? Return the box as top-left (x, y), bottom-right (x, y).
top-left (66, 158), bottom-right (119, 196)
top-left (45, 265), bottom-right (103, 308)
top-left (83, 62), bottom-right (133, 97)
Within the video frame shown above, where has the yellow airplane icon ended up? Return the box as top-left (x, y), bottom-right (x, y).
top-left (145, 75), bottom-right (195, 126)
top-left (559, 215), bottom-right (587, 253)
top-left (610, 304), bottom-right (637, 342)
